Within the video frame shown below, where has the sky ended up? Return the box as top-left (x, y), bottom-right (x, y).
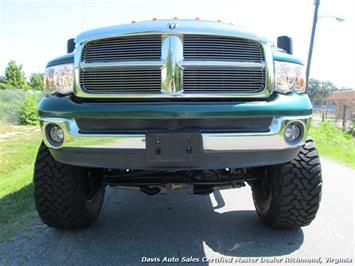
top-left (0, 0), bottom-right (354, 88)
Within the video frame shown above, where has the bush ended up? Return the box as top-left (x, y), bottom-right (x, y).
top-left (19, 95), bottom-right (39, 125)
top-left (0, 89), bottom-right (41, 125)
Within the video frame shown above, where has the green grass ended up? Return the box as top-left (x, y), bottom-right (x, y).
top-left (310, 121), bottom-right (355, 168)
top-left (0, 125), bottom-right (41, 242)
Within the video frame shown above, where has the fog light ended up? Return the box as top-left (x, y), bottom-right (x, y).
top-left (284, 123), bottom-right (302, 143)
top-left (48, 125), bottom-right (64, 144)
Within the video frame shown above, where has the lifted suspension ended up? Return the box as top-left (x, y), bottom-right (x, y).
top-left (103, 168), bottom-right (261, 195)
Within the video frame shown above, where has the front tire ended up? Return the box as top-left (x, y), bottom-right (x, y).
top-left (33, 142), bottom-right (105, 229)
top-left (252, 139), bottom-right (322, 229)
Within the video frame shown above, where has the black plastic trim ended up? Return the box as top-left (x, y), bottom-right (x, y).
top-left (76, 117), bottom-right (272, 134)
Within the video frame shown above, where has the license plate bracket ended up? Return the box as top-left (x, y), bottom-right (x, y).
top-left (146, 132), bottom-right (202, 162)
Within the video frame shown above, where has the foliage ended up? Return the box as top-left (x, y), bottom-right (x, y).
top-left (310, 121), bottom-right (355, 168)
top-left (0, 89), bottom-right (25, 123)
top-left (19, 95), bottom-right (40, 125)
top-left (29, 73), bottom-right (44, 91)
top-left (308, 79), bottom-right (337, 105)
top-left (0, 89), bottom-right (41, 125)
top-left (0, 60), bottom-right (30, 90)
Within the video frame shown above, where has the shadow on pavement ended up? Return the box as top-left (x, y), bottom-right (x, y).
top-left (1, 188), bottom-right (303, 265)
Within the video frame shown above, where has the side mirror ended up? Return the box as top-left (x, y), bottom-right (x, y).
top-left (67, 38), bottom-right (75, 53)
top-left (277, 36), bottom-right (293, 55)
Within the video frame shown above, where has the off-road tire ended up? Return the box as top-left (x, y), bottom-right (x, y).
top-left (252, 139), bottom-right (322, 229)
top-left (33, 142), bottom-right (105, 229)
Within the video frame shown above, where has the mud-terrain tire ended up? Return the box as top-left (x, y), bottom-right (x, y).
top-left (252, 139), bottom-right (322, 229)
top-left (33, 142), bottom-right (105, 229)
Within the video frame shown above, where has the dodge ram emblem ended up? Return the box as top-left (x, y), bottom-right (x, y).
top-left (168, 22), bottom-right (177, 30)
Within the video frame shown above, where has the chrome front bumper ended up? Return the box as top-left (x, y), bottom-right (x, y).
top-left (40, 115), bottom-right (311, 152)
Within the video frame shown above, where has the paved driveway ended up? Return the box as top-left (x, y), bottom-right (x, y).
top-left (0, 159), bottom-right (353, 265)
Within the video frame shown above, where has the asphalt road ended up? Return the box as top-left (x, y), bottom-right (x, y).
top-left (0, 159), bottom-right (353, 265)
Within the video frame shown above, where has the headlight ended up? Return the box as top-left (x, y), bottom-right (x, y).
top-left (275, 61), bottom-right (305, 94)
top-left (44, 63), bottom-right (74, 95)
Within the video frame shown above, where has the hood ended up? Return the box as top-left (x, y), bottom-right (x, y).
top-left (75, 19), bottom-right (270, 44)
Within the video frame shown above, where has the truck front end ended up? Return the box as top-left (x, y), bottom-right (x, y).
top-left (34, 19), bottom-right (322, 230)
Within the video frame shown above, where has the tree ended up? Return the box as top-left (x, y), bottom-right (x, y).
top-left (29, 73), bottom-right (44, 91)
top-left (0, 60), bottom-right (30, 90)
top-left (308, 78), bottom-right (336, 105)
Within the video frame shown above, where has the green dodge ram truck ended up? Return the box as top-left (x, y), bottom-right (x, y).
top-left (34, 19), bottom-right (322, 230)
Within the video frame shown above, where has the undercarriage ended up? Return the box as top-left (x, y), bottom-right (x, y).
top-left (102, 168), bottom-right (260, 195)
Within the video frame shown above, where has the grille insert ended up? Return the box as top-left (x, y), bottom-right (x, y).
top-left (77, 117), bottom-right (273, 134)
top-left (79, 67), bottom-right (161, 94)
top-left (183, 66), bottom-right (266, 93)
top-left (184, 35), bottom-right (264, 62)
top-left (81, 35), bottom-right (161, 63)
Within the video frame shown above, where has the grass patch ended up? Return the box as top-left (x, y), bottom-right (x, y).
top-left (310, 121), bottom-right (355, 168)
top-left (0, 125), bottom-right (41, 242)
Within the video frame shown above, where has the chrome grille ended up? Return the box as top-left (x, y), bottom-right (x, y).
top-left (77, 31), bottom-right (270, 98)
top-left (184, 35), bottom-right (264, 62)
top-left (79, 67), bottom-right (161, 94)
top-left (81, 35), bottom-right (161, 62)
top-left (183, 66), bottom-right (266, 93)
